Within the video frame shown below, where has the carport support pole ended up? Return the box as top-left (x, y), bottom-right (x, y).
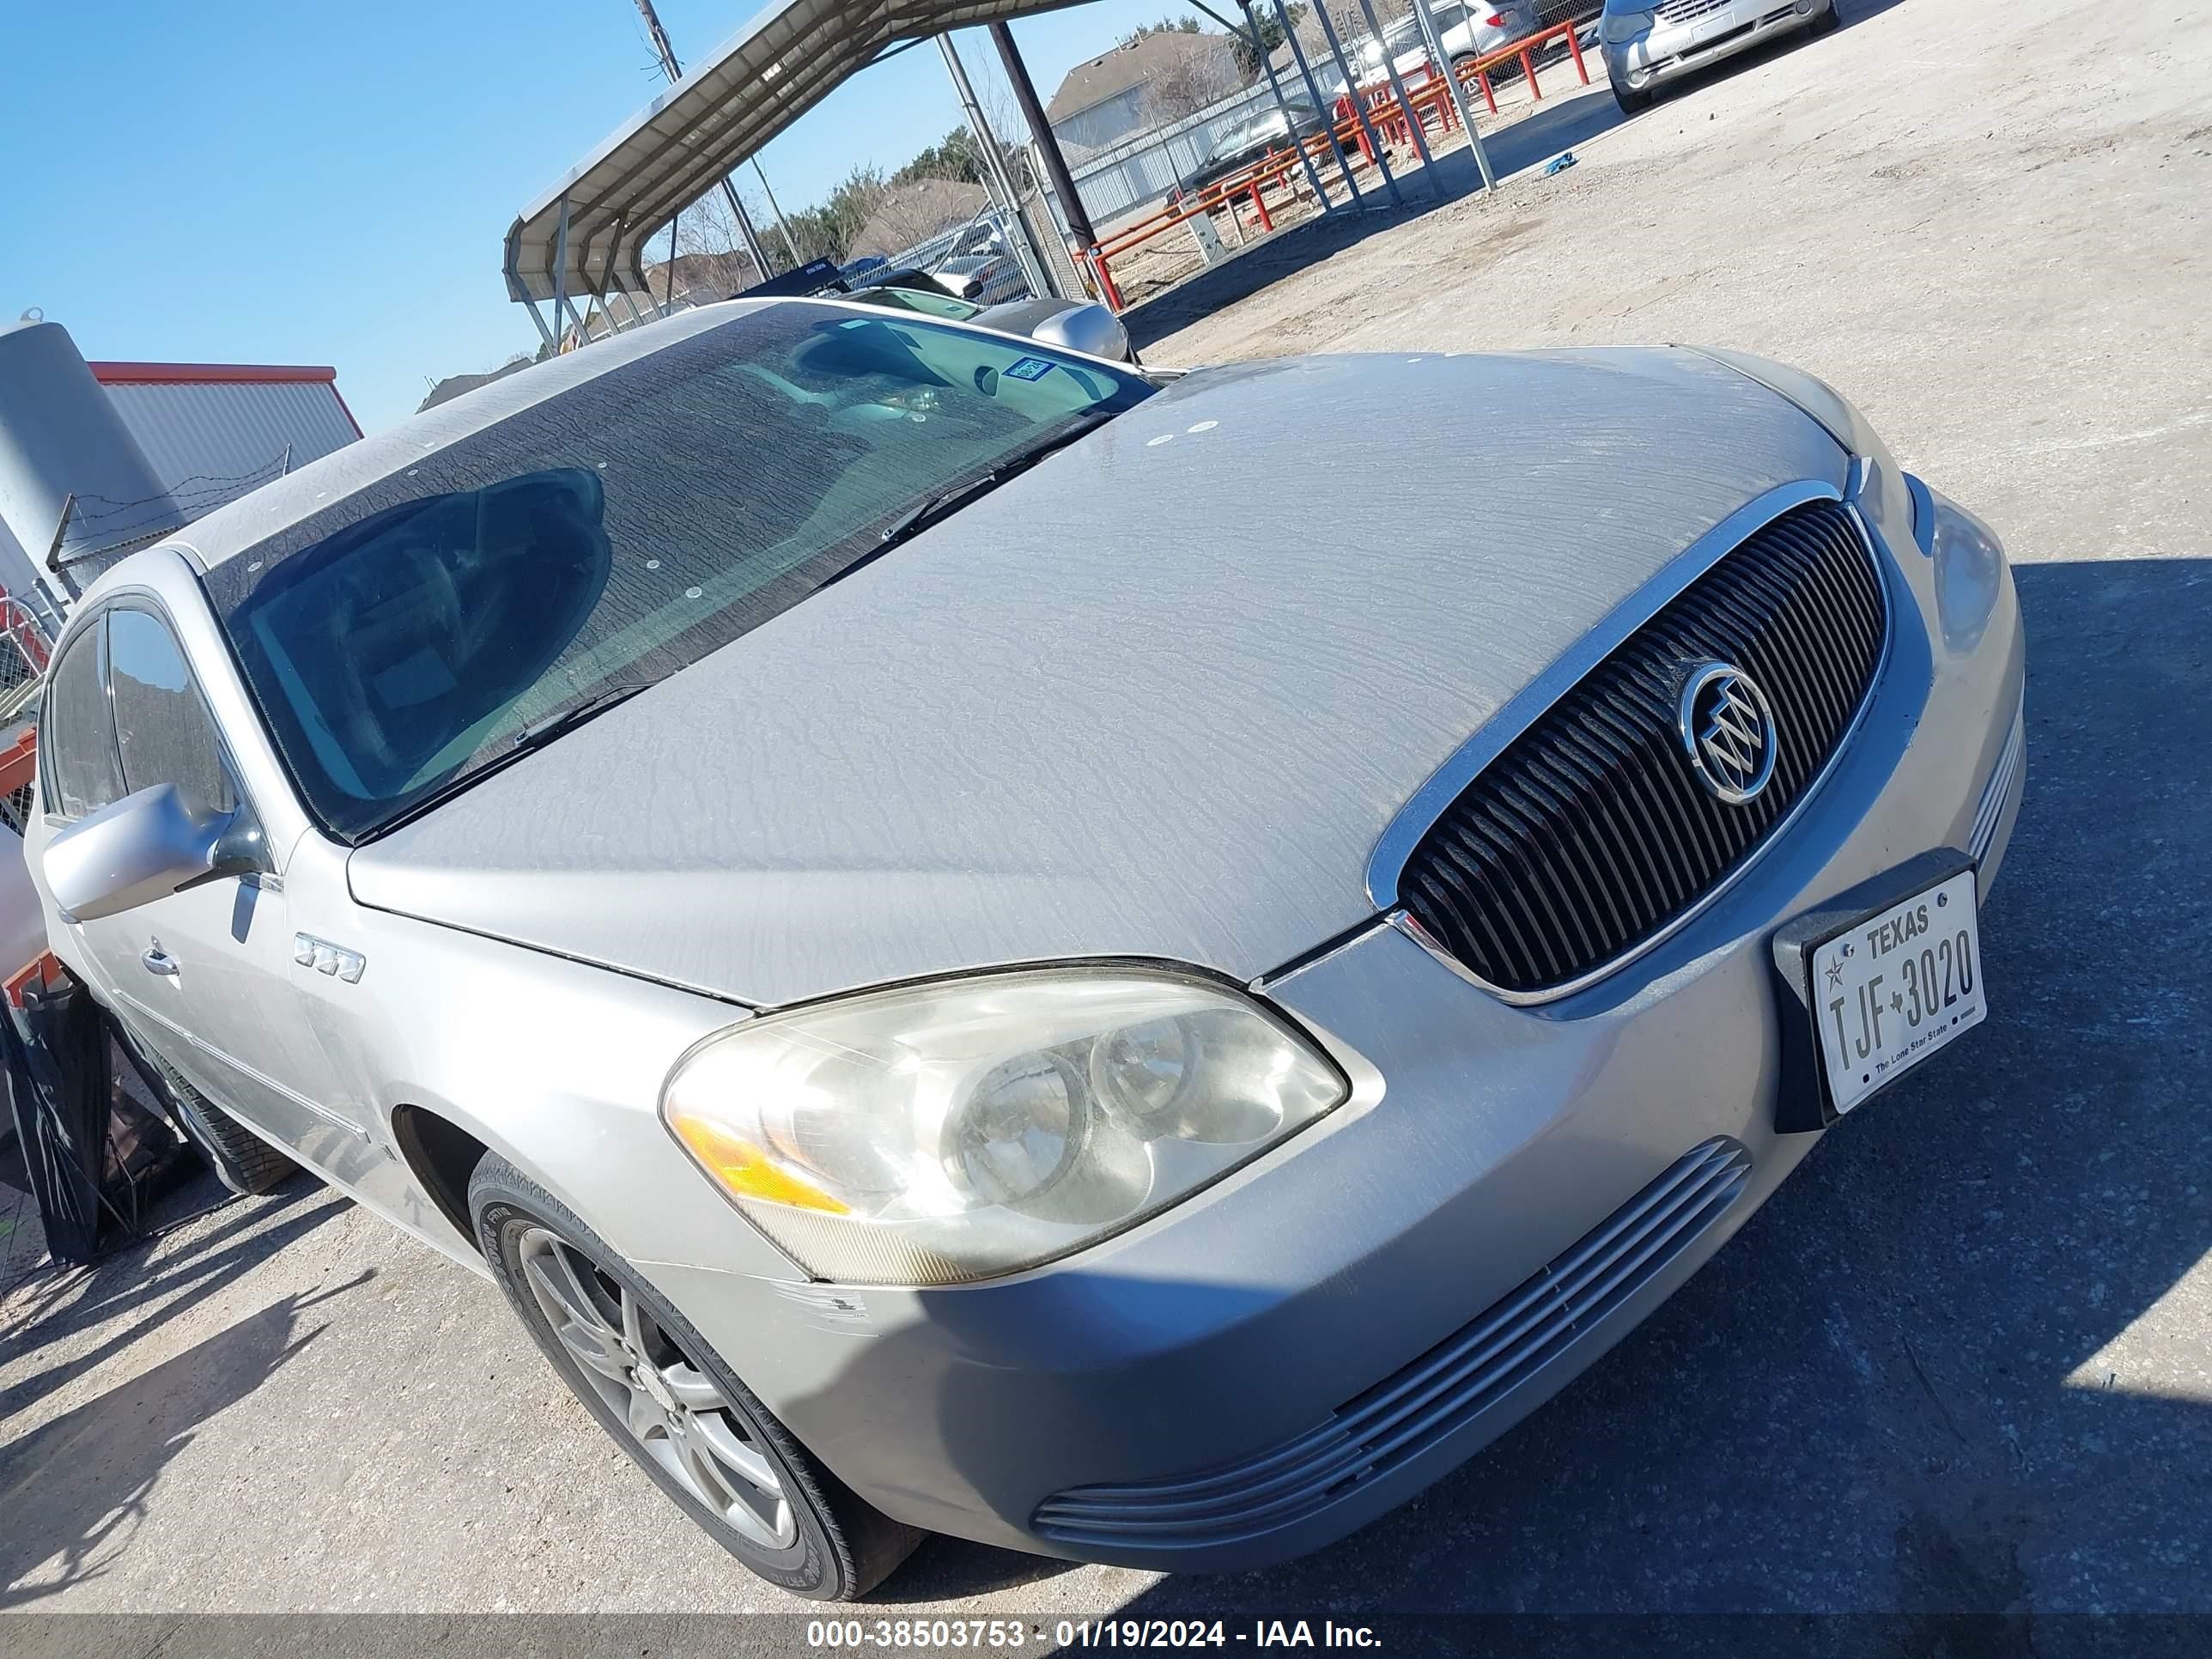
top-left (1234, 0), bottom-right (1332, 211)
top-left (1408, 0), bottom-right (1495, 190)
top-left (1273, 0), bottom-right (1364, 206)
top-left (751, 161), bottom-right (805, 269)
top-left (629, 0), bottom-right (775, 278)
top-left (660, 209), bottom-right (681, 314)
top-left (1311, 0), bottom-right (1403, 206)
top-left (551, 197), bottom-right (573, 346)
top-left (939, 33), bottom-right (1062, 301)
top-left (1353, 0), bottom-right (1443, 197)
top-left (523, 299), bottom-right (558, 351)
top-left (988, 21), bottom-right (1098, 262)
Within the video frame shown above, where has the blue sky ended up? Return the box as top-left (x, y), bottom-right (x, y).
top-left (2, 0), bottom-right (1218, 433)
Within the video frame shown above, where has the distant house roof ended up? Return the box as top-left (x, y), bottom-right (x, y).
top-left (1046, 32), bottom-right (1240, 124)
top-left (848, 179), bottom-right (990, 263)
top-left (87, 362), bottom-right (362, 514)
top-left (418, 358), bottom-right (537, 413)
top-left (644, 247), bottom-right (764, 306)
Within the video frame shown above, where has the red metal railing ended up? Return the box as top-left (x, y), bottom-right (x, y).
top-left (1079, 21), bottom-right (1591, 312)
top-left (0, 726), bottom-right (55, 1002)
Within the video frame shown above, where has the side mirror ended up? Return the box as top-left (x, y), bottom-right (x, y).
top-left (1031, 303), bottom-right (1133, 365)
top-left (41, 785), bottom-right (261, 923)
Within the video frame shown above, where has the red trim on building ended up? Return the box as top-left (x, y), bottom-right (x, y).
top-left (88, 362), bottom-right (340, 386)
top-left (325, 382), bottom-right (367, 439)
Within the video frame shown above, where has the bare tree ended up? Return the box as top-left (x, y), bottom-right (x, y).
top-left (1139, 37), bottom-right (1247, 124)
top-left (651, 187), bottom-right (765, 299)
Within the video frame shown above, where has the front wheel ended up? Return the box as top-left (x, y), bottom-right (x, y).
top-left (1613, 78), bottom-right (1655, 113)
top-left (1809, 0), bottom-right (1842, 34)
top-left (470, 1153), bottom-right (923, 1600)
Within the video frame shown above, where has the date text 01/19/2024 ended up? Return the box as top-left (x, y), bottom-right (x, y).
top-left (1060, 1623), bottom-right (1381, 1648)
top-left (804, 1620), bottom-right (1384, 1650)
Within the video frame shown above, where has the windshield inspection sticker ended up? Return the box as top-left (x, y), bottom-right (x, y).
top-left (1004, 356), bottom-right (1056, 382)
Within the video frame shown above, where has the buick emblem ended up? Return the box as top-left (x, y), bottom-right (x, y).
top-left (1679, 662), bottom-right (1779, 805)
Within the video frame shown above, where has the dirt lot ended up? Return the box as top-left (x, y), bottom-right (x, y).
top-left (4, 0), bottom-right (2209, 1635)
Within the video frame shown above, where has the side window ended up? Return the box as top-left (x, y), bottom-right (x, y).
top-left (107, 608), bottom-right (238, 820)
top-left (40, 619), bottom-right (125, 821)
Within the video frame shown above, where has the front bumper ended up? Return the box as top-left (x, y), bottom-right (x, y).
top-left (649, 483), bottom-right (2026, 1571)
top-left (1604, 0), bottom-right (1831, 92)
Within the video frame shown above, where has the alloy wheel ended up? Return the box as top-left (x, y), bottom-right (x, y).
top-left (516, 1224), bottom-right (798, 1550)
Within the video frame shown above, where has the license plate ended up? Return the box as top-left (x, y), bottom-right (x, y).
top-left (1809, 868), bottom-right (1986, 1115)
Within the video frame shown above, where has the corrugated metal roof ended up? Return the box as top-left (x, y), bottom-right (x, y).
top-left (95, 377), bottom-right (362, 520)
top-left (504, 0), bottom-right (1098, 307)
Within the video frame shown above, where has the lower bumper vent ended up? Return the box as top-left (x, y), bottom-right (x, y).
top-left (1032, 1136), bottom-right (1752, 1551)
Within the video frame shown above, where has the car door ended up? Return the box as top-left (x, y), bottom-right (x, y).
top-left (50, 602), bottom-right (356, 1165)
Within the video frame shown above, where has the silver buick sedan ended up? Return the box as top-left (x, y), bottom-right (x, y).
top-left (25, 300), bottom-right (2025, 1600)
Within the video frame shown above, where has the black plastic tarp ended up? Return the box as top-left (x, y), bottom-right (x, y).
top-left (3, 970), bottom-right (198, 1266)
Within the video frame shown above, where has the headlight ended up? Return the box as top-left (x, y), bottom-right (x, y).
top-left (662, 969), bottom-right (1349, 1285)
top-left (1926, 489), bottom-right (2008, 653)
top-left (1601, 9), bottom-right (1655, 44)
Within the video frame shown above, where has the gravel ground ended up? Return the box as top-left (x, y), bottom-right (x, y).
top-left (3, 0), bottom-right (2208, 1634)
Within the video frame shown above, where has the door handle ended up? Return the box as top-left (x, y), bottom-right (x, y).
top-left (141, 945), bottom-right (179, 976)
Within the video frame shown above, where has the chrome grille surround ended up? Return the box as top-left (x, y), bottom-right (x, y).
top-left (1371, 479), bottom-right (1893, 1008)
top-left (1030, 1137), bottom-right (1753, 1553)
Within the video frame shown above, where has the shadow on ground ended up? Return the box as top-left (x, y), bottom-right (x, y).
top-left (0, 1177), bottom-right (349, 1429)
top-left (892, 551), bottom-right (2212, 1614)
top-left (1126, 0), bottom-right (1915, 356)
top-left (0, 1271), bottom-right (368, 1607)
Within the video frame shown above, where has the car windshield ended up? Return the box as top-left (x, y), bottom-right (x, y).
top-left (852, 285), bottom-right (985, 321)
top-left (204, 301), bottom-right (1151, 840)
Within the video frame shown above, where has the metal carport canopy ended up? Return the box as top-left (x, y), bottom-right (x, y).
top-left (504, 0), bottom-right (1094, 311)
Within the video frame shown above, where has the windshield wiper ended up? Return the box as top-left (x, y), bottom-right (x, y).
top-left (362, 682), bottom-right (659, 841)
top-left (822, 409), bottom-right (1118, 590)
top-left (511, 682), bottom-right (655, 750)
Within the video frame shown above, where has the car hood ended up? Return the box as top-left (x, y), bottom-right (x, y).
top-left (348, 348), bottom-right (1844, 1007)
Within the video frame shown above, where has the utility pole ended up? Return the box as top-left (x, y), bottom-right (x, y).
top-left (987, 21), bottom-right (1097, 259)
top-left (628, 0), bottom-right (793, 276)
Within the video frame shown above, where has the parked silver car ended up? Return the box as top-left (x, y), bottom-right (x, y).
top-left (26, 299), bottom-right (2025, 1601)
top-left (1602, 0), bottom-right (1840, 111)
top-left (1328, 1), bottom-right (1543, 99)
top-left (843, 276), bottom-right (1133, 363)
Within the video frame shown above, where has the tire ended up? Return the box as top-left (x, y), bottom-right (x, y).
top-left (469, 1153), bottom-right (923, 1601)
top-left (1810, 0), bottom-right (1842, 34)
top-left (122, 1030), bottom-right (299, 1196)
top-left (1613, 79), bottom-right (1655, 114)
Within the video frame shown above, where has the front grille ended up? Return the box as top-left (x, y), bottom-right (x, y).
top-left (1397, 498), bottom-right (1887, 998)
top-left (1656, 0), bottom-right (1733, 21)
top-left (1032, 1137), bottom-right (1752, 1552)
